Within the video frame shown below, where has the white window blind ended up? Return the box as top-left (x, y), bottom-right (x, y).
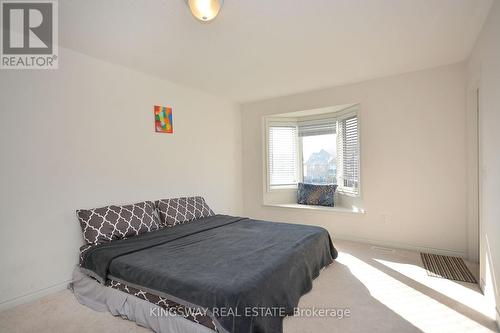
top-left (268, 125), bottom-right (298, 186)
top-left (298, 119), bottom-right (336, 137)
top-left (337, 115), bottom-right (359, 194)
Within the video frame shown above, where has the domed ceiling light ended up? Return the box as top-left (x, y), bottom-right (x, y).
top-left (186, 0), bottom-right (223, 22)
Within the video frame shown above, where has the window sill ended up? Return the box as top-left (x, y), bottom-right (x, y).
top-left (262, 203), bottom-right (366, 214)
top-left (267, 185), bottom-right (298, 192)
top-left (266, 185), bottom-right (360, 198)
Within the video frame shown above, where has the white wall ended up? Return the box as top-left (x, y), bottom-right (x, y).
top-left (467, 0), bottom-right (500, 324)
top-left (0, 47), bottom-right (243, 309)
top-left (241, 63), bottom-right (468, 257)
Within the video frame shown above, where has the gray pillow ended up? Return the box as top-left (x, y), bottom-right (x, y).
top-left (155, 196), bottom-right (214, 227)
top-left (297, 183), bottom-right (338, 207)
top-left (77, 201), bottom-right (160, 245)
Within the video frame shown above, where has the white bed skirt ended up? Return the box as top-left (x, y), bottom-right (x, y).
top-left (70, 267), bottom-right (215, 333)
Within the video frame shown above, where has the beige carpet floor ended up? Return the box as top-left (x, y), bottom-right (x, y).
top-left (0, 240), bottom-right (497, 333)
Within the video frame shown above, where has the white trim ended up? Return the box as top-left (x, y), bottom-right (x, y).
top-left (295, 123), bottom-right (303, 184)
top-left (268, 184), bottom-right (298, 191)
top-left (333, 234), bottom-right (467, 258)
top-left (297, 132), bottom-right (304, 183)
top-left (268, 103), bottom-right (357, 119)
top-left (466, 79), bottom-right (481, 263)
top-left (0, 279), bottom-right (72, 312)
top-left (263, 203), bottom-right (365, 214)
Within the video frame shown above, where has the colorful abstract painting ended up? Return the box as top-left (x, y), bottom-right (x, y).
top-left (154, 105), bottom-right (173, 133)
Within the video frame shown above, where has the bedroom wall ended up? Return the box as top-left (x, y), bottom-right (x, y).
top-left (467, 0), bottom-right (500, 325)
top-left (241, 63), bottom-right (468, 258)
top-left (0, 47), bottom-right (243, 310)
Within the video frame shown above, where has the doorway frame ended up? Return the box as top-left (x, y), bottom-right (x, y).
top-left (466, 77), bottom-right (482, 288)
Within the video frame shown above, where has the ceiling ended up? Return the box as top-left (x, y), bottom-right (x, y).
top-left (59, 0), bottom-right (493, 103)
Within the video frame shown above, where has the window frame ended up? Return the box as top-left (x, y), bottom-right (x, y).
top-left (264, 106), bottom-right (361, 197)
top-left (264, 117), bottom-right (301, 191)
top-left (336, 111), bottom-right (361, 197)
top-left (298, 129), bottom-right (337, 186)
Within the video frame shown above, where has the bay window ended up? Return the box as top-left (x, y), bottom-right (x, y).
top-left (266, 108), bottom-right (360, 196)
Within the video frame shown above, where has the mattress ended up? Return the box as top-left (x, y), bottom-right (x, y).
top-left (108, 278), bottom-right (218, 331)
top-left (71, 267), bottom-right (217, 333)
top-left (78, 214), bottom-right (337, 333)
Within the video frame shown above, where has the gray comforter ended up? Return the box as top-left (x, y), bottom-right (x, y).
top-left (81, 215), bottom-right (338, 333)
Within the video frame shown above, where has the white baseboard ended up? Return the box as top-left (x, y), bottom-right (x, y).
top-left (332, 234), bottom-right (467, 258)
top-left (0, 279), bottom-right (72, 312)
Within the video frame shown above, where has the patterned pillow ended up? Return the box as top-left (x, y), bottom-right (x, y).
top-left (77, 201), bottom-right (161, 245)
top-left (297, 183), bottom-right (338, 207)
top-left (155, 196), bottom-right (214, 227)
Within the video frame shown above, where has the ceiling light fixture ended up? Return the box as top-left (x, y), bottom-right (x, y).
top-left (186, 0), bottom-right (223, 22)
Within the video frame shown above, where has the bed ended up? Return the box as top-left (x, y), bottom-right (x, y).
top-left (73, 198), bottom-right (338, 333)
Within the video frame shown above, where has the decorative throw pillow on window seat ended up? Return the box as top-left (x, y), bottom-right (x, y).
top-left (297, 183), bottom-right (338, 207)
